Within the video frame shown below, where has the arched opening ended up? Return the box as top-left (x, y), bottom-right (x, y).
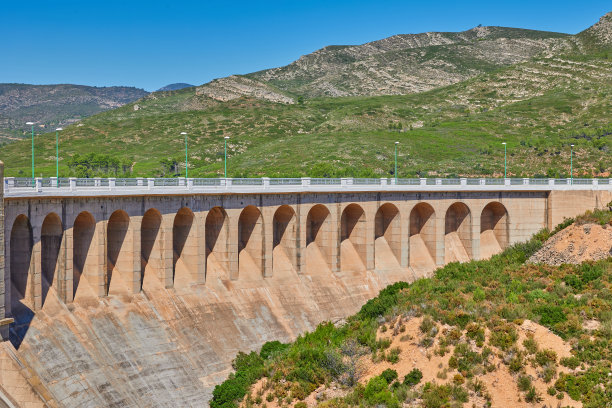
top-left (340, 204), bottom-right (366, 271)
top-left (73, 212), bottom-right (95, 300)
top-left (141, 208), bottom-right (162, 290)
top-left (9, 215), bottom-right (33, 348)
top-left (238, 205), bottom-right (264, 278)
top-left (107, 210), bottom-right (131, 295)
top-left (480, 202), bottom-right (509, 259)
top-left (409, 203), bottom-right (436, 273)
top-left (273, 205), bottom-right (297, 276)
top-left (173, 207), bottom-right (197, 287)
top-left (375, 203), bottom-right (401, 270)
top-left (205, 207), bottom-right (229, 280)
top-left (305, 204), bottom-right (332, 273)
top-left (41, 213), bottom-right (63, 307)
top-left (444, 202), bottom-right (472, 264)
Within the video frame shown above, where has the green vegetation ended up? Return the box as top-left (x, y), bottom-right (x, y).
top-left (211, 217), bottom-right (612, 408)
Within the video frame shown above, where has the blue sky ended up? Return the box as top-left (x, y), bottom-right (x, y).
top-left (1, 1), bottom-right (610, 91)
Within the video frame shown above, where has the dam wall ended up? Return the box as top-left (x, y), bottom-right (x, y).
top-left (0, 173), bottom-right (610, 407)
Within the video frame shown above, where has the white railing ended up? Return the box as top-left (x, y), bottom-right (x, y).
top-left (3, 176), bottom-right (611, 197)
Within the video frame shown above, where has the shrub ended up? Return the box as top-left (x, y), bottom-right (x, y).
top-left (489, 322), bottom-right (518, 351)
top-left (380, 369), bottom-right (398, 384)
top-left (358, 281), bottom-right (410, 319)
top-left (403, 369), bottom-right (423, 387)
top-left (534, 305), bottom-right (567, 327)
top-left (419, 316), bottom-right (435, 335)
top-left (260, 341), bottom-right (289, 360)
top-left (363, 376), bottom-right (399, 408)
top-left (294, 403), bottom-right (307, 408)
top-left (560, 356), bottom-right (580, 369)
top-left (211, 352), bottom-right (265, 408)
top-left (535, 349), bottom-right (557, 367)
top-left (386, 347), bottom-right (401, 364)
top-left (525, 386), bottom-right (542, 403)
top-left (522, 337), bottom-right (538, 354)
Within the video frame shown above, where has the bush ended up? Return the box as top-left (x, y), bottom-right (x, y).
top-left (403, 369), bottom-right (423, 387)
top-left (211, 352), bottom-right (265, 408)
top-left (260, 341), bottom-right (289, 360)
top-left (489, 322), bottom-right (518, 351)
top-left (522, 337), bottom-right (538, 354)
top-left (534, 305), bottom-right (567, 327)
top-left (386, 347), bottom-right (401, 364)
top-left (535, 349), bottom-right (557, 367)
top-left (358, 282), bottom-right (410, 320)
top-left (380, 369), bottom-right (398, 384)
top-left (560, 356), bottom-right (580, 369)
top-left (363, 376), bottom-right (399, 408)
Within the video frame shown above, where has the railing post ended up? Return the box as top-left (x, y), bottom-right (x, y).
top-left (35, 177), bottom-right (42, 192)
top-left (137, 177), bottom-right (143, 186)
top-left (567, 177), bottom-right (572, 186)
top-left (50, 177), bottom-right (58, 188)
top-left (548, 178), bottom-right (554, 186)
top-left (225, 178), bottom-right (232, 189)
top-left (479, 178), bottom-right (485, 186)
top-left (262, 177), bottom-right (270, 189)
top-left (504, 178), bottom-right (511, 186)
top-left (69, 177), bottom-right (76, 191)
top-left (6, 177), bottom-right (14, 189)
top-left (346, 177), bottom-right (354, 186)
top-left (301, 177), bottom-right (311, 187)
top-left (178, 178), bottom-right (185, 187)
top-left (381, 177), bottom-right (388, 186)
top-left (460, 178), bottom-right (467, 186)
top-left (94, 177), bottom-right (101, 187)
top-left (523, 178), bottom-right (529, 185)
top-left (420, 178), bottom-right (427, 186)
top-left (435, 178), bottom-right (441, 186)
top-left (341, 178), bottom-right (348, 187)
top-left (187, 178), bottom-right (194, 189)
top-left (592, 179), bottom-right (598, 186)
top-left (147, 178), bottom-right (154, 189)
top-left (109, 177), bottom-right (116, 190)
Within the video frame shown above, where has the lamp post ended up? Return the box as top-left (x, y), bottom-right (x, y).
top-left (394, 141), bottom-right (399, 183)
top-left (181, 132), bottom-right (188, 178)
top-left (570, 144), bottom-right (574, 184)
top-left (502, 142), bottom-right (507, 179)
top-left (27, 122), bottom-right (34, 183)
top-left (224, 136), bottom-right (230, 178)
top-left (55, 128), bottom-right (62, 184)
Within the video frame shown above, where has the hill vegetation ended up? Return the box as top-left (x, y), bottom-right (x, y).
top-left (0, 83), bottom-right (148, 143)
top-left (210, 211), bottom-right (612, 408)
top-left (0, 13), bottom-right (610, 178)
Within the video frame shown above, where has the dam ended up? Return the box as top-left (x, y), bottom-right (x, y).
top-left (0, 163), bottom-right (610, 407)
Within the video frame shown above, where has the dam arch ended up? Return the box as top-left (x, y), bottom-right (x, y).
top-left (41, 212), bottom-right (62, 306)
top-left (374, 203), bottom-right (401, 270)
top-left (173, 207), bottom-right (197, 287)
top-left (305, 204), bottom-right (333, 273)
top-left (340, 204), bottom-right (367, 271)
top-left (141, 208), bottom-right (162, 290)
top-left (444, 202), bottom-right (472, 264)
top-left (107, 210), bottom-right (131, 296)
top-left (73, 211), bottom-right (96, 300)
top-left (9, 214), bottom-right (33, 348)
top-left (480, 202), bottom-right (509, 259)
top-left (205, 206), bottom-right (229, 280)
top-left (273, 205), bottom-right (297, 275)
top-left (238, 205), bottom-right (264, 278)
top-left (409, 202), bottom-right (436, 273)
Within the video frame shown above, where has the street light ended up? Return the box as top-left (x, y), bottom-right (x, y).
top-left (224, 136), bottom-right (230, 178)
top-left (26, 122), bottom-right (34, 183)
top-left (570, 144), bottom-right (574, 184)
top-left (181, 132), bottom-right (188, 178)
top-left (394, 141), bottom-right (399, 183)
top-left (55, 128), bottom-right (63, 184)
top-left (502, 142), bottom-right (507, 179)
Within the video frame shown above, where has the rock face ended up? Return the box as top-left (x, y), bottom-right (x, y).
top-left (196, 76), bottom-right (294, 104)
top-left (12, 264), bottom-right (411, 407)
top-left (529, 222), bottom-right (612, 265)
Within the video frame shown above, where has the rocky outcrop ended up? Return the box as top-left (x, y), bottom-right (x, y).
top-left (196, 76), bottom-right (294, 104)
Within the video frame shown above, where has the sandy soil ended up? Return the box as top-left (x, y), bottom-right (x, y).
top-left (529, 223), bottom-right (612, 265)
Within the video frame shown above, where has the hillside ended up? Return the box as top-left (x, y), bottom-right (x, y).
top-left (0, 13), bottom-right (610, 178)
top-left (211, 211), bottom-right (612, 408)
top-left (0, 83), bottom-right (148, 142)
top-left (157, 83), bottom-right (195, 92)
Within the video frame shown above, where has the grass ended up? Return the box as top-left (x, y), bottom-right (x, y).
top-left (210, 216), bottom-right (612, 408)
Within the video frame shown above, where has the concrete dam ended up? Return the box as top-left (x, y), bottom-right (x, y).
top-left (0, 164), bottom-right (610, 407)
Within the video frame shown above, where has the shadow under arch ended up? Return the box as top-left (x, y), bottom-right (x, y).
top-left (480, 202), bottom-right (509, 259)
top-left (107, 210), bottom-right (131, 295)
top-left (73, 211), bottom-right (96, 300)
top-left (238, 205), bottom-right (264, 278)
top-left (305, 204), bottom-right (332, 273)
top-left (273, 205), bottom-right (297, 275)
top-left (41, 212), bottom-right (63, 307)
top-left (374, 203), bottom-right (401, 270)
top-left (173, 207), bottom-right (197, 287)
top-left (340, 203), bottom-right (367, 271)
top-left (205, 206), bottom-right (229, 280)
top-left (9, 214), bottom-right (33, 349)
top-left (409, 202), bottom-right (436, 273)
top-left (141, 208), bottom-right (162, 290)
top-left (444, 202), bottom-right (472, 264)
